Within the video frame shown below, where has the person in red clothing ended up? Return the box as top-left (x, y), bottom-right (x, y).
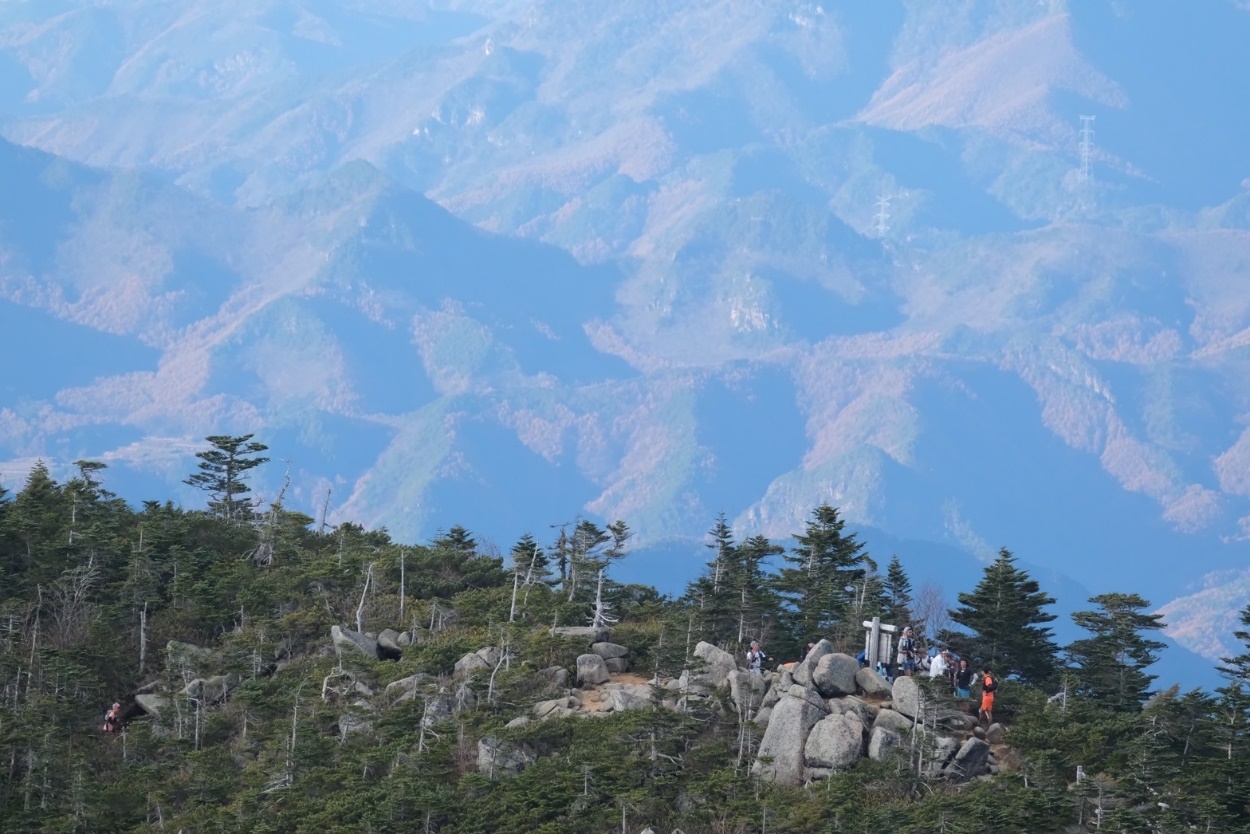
top-left (979, 669), bottom-right (997, 725)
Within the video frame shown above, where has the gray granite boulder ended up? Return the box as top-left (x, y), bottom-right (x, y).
top-left (591, 642), bottom-right (630, 659)
top-left (753, 694), bottom-right (826, 786)
top-left (377, 629), bottom-right (404, 655)
top-left (792, 639), bottom-right (835, 688)
top-left (693, 641), bottom-right (737, 688)
top-left (890, 675), bottom-right (921, 719)
top-left (551, 626), bottom-right (610, 644)
top-left (855, 667), bottom-right (893, 698)
top-left (868, 726), bottom-right (902, 760)
top-left (812, 653), bottom-right (860, 698)
top-left (946, 738), bottom-right (991, 782)
top-left (455, 651), bottom-right (490, 677)
top-left (872, 707), bottom-right (915, 735)
top-left (986, 722), bottom-right (1006, 745)
top-left (727, 669), bottom-right (767, 715)
top-left (577, 653), bottom-right (610, 686)
top-left (804, 713), bottom-right (864, 771)
top-left (477, 737), bottom-right (537, 778)
top-left (605, 656), bottom-right (630, 674)
top-left (331, 626), bottom-right (379, 659)
top-left (788, 684), bottom-right (829, 713)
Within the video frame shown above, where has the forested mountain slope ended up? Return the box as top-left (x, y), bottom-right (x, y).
top-left (3, 458), bottom-right (1250, 833)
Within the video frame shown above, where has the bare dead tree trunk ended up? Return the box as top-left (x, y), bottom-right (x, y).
top-left (319, 486), bottom-right (332, 534)
top-left (355, 563), bottom-right (374, 634)
top-left (139, 602), bottom-right (147, 674)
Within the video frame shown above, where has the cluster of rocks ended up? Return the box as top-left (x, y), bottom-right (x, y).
top-left (331, 625), bottom-right (412, 660)
top-left (132, 641), bottom-right (246, 720)
top-left (732, 639), bottom-right (1007, 786)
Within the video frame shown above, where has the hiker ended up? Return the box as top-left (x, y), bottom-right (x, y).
top-left (954, 658), bottom-right (975, 699)
top-left (896, 626), bottom-right (917, 677)
top-left (928, 646), bottom-right (949, 680)
top-left (979, 668), bottom-right (998, 725)
top-left (745, 640), bottom-right (767, 672)
top-left (103, 702), bottom-right (121, 734)
top-left (855, 649), bottom-right (868, 668)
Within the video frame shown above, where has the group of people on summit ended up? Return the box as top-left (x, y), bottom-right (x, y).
top-left (747, 628), bottom-right (999, 725)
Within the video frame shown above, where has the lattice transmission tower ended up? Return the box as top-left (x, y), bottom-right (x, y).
top-left (874, 194), bottom-right (891, 238)
top-left (1078, 115), bottom-right (1096, 183)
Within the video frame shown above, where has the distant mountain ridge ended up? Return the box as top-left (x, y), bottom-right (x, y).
top-left (3, 1), bottom-right (1250, 672)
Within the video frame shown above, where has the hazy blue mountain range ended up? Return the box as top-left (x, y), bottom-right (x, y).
top-left (3, 0), bottom-right (1250, 678)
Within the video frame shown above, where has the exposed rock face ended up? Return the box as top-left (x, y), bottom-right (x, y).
top-left (986, 722), bottom-right (1006, 745)
top-left (397, 631), bottom-right (413, 647)
top-left (890, 675), bottom-right (921, 719)
top-left (603, 684), bottom-right (652, 712)
top-left (551, 626), bottom-right (610, 644)
top-left (180, 673), bottom-right (239, 703)
top-left (812, 653), bottom-right (860, 698)
top-left (693, 641), bottom-right (737, 688)
top-left (804, 713), bottom-right (864, 771)
top-left (591, 642), bottom-right (629, 659)
top-left (331, 626), bottom-right (379, 659)
top-left (936, 708), bottom-right (977, 731)
top-left (338, 703), bottom-right (375, 739)
top-left (134, 693), bottom-right (169, 718)
top-left (454, 651), bottom-right (490, 677)
top-left (539, 666), bottom-right (570, 689)
top-left (377, 629), bottom-right (404, 656)
top-left (871, 708), bottom-right (915, 735)
top-left (868, 726), bottom-right (902, 760)
top-left (477, 737), bottom-right (537, 778)
top-left (787, 684), bottom-right (829, 713)
top-left (829, 695), bottom-right (875, 725)
top-left (792, 639), bottom-right (835, 688)
top-left (855, 667), bottom-right (893, 698)
top-left (929, 736), bottom-right (961, 771)
top-left (753, 694), bottom-right (826, 786)
top-left (605, 656), bottom-right (630, 674)
top-left (577, 653), bottom-right (610, 686)
top-left (476, 646), bottom-right (502, 668)
top-left (386, 674), bottom-right (433, 702)
top-left (946, 738), bottom-right (991, 782)
top-left (727, 669), bottom-right (767, 715)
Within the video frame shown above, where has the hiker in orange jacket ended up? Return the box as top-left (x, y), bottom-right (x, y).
top-left (979, 669), bottom-right (998, 725)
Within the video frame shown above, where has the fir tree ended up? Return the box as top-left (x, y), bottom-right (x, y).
top-left (183, 434), bottom-right (269, 525)
top-left (946, 547), bottom-right (1059, 685)
top-left (1067, 592), bottom-right (1166, 711)
top-left (884, 555), bottom-right (913, 630)
top-left (772, 504), bottom-right (868, 649)
top-left (684, 513), bottom-right (739, 643)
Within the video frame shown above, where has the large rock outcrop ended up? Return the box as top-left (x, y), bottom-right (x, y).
top-left (331, 626), bottom-right (379, 659)
top-left (753, 694), bottom-right (826, 786)
top-left (477, 737), bottom-right (537, 778)
top-left (727, 669), bottom-right (767, 715)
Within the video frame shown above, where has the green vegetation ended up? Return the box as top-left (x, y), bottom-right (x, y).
top-left (2, 439), bottom-right (1249, 833)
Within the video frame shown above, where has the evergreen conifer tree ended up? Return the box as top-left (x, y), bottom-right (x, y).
top-left (884, 555), bottom-right (914, 630)
top-left (946, 547), bottom-right (1059, 685)
top-left (183, 435), bottom-right (269, 525)
top-left (772, 504), bottom-right (868, 648)
top-left (1067, 592), bottom-right (1166, 711)
top-left (683, 513), bottom-right (739, 643)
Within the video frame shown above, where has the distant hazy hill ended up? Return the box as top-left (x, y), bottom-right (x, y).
top-left (3, 0), bottom-right (1250, 671)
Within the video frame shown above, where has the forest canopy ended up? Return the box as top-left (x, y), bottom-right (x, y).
top-left (2, 438), bottom-right (1249, 833)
